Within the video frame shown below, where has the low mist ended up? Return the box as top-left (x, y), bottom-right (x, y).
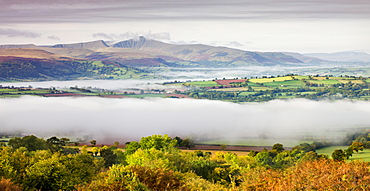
top-left (1, 96), bottom-right (370, 144)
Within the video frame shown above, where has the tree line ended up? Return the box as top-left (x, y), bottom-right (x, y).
top-left (1, 134), bottom-right (370, 190)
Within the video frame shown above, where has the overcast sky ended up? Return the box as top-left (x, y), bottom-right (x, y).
top-left (0, 0), bottom-right (369, 53)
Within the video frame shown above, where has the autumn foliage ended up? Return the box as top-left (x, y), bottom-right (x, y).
top-left (0, 178), bottom-right (22, 191)
top-left (2, 134), bottom-right (370, 190)
top-left (241, 159), bottom-right (370, 190)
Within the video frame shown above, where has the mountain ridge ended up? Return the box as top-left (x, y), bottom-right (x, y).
top-left (36, 36), bottom-right (309, 67)
top-left (304, 51), bottom-right (370, 62)
top-left (0, 37), bottom-right (357, 68)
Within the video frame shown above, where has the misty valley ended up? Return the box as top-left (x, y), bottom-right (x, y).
top-left (2, 38), bottom-right (370, 190)
top-left (2, 70), bottom-right (370, 190)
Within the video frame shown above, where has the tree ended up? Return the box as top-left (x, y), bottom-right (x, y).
top-left (124, 141), bottom-right (141, 155)
top-left (125, 134), bottom-right (179, 155)
top-left (0, 178), bottom-right (22, 191)
top-left (344, 147), bottom-right (354, 159)
top-left (221, 144), bottom-right (227, 151)
top-left (272, 143), bottom-right (284, 153)
top-left (90, 140), bottom-right (97, 146)
top-left (174, 136), bottom-right (183, 146)
top-left (100, 146), bottom-right (118, 168)
top-left (23, 155), bottom-right (70, 191)
top-left (8, 135), bottom-right (47, 151)
top-left (240, 159), bottom-right (370, 190)
top-left (332, 149), bottom-right (346, 161)
top-left (60, 138), bottom-right (70, 146)
top-left (91, 147), bottom-right (99, 156)
top-left (81, 145), bottom-right (88, 154)
top-left (113, 141), bottom-right (119, 147)
top-left (292, 143), bottom-right (315, 153)
top-left (139, 134), bottom-right (177, 152)
top-left (255, 151), bottom-right (273, 166)
top-left (46, 136), bottom-right (63, 152)
top-left (350, 142), bottom-right (364, 153)
top-left (181, 138), bottom-right (195, 149)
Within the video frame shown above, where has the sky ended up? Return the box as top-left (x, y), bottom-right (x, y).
top-left (0, 0), bottom-right (369, 53)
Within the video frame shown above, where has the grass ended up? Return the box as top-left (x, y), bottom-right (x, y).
top-left (251, 87), bottom-right (272, 91)
top-left (183, 81), bottom-right (219, 87)
top-left (299, 91), bottom-right (317, 95)
top-left (0, 89), bottom-right (18, 92)
top-left (263, 80), bottom-right (306, 87)
top-left (306, 79), bottom-right (341, 85)
top-left (316, 146), bottom-right (370, 162)
top-left (211, 87), bottom-right (249, 92)
top-left (336, 79), bottom-right (365, 84)
top-left (312, 77), bottom-right (328, 80)
top-left (292, 75), bottom-right (310, 80)
top-left (246, 82), bottom-right (262, 87)
top-left (238, 92), bottom-right (258, 96)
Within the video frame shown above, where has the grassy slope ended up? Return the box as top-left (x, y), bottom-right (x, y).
top-left (316, 146), bottom-right (370, 162)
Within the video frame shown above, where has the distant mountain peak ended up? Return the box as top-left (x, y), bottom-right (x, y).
top-left (304, 51), bottom-right (370, 62)
top-left (0, 44), bottom-right (38, 49)
top-left (113, 36), bottom-right (148, 49)
top-left (52, 40), bottom-right (109, 49)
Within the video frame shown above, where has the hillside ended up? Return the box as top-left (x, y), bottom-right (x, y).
top-left (9, 37), bottom-right (328, 68)
top-left (0, 49), bottom-right (154, 81)
top-left (51, 40), bottom-right (109, 50)
top-left (112, 36), bottom-right (304, 66)
top-left (0, 38), bottom-right (358, 81)
top-left (0, 48), bottom-right (76, 60)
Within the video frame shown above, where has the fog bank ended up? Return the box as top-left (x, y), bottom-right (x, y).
top-left (1, 96), bottom-right (370, 143)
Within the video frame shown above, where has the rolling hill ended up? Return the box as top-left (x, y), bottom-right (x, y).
top-left (0, 48), bottom-right (152, 81)
top-left (1, 37), bottom-right (334, 69)
top-left (38, 36), bottom-right (317, 67)
top-left (1, 37), bottom-right (359, 81)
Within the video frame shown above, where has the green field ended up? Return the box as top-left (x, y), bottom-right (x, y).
top-left (211, 87), bottom-right (249, 92)
top-left (316, 146), bottom-right (370, 162)
top-left (245, 82), bottom-right (260, 87)
top-left (306, 79), bottom-right (341, 85)
top-left (183, 75), bottom-right (370, 102)
top-left (183, 81), bottom-right (219, 87)
top-left (238, 92), bottom-right (258, 96)
top-left (263, 80), bottom-right (306, 87)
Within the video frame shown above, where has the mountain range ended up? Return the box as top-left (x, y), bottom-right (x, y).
top-left (1, 36), bottom-right (329, 68)
top-left (0, 36), bottom-right (369, 81)
top-left (304, 52), bottom-right (370, 63)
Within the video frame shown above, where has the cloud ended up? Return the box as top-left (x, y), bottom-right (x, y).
top-left (1, 96), bottom-right (370, 144)
top-left (227, 41), bottom-right (243, 47)
top-left (47, 35), bottom-right (60, 41)
top-left (208, 41), bottom-right (245, 48)
top-left (0, 28), bottom-right (41, 38)
top-left (1, 0), bottom-right (369, 24)
top-left (92, 31), bottom-right (171, 41)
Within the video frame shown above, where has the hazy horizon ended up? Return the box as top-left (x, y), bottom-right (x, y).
top-left (0, 0), bottom-right (369, 54)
